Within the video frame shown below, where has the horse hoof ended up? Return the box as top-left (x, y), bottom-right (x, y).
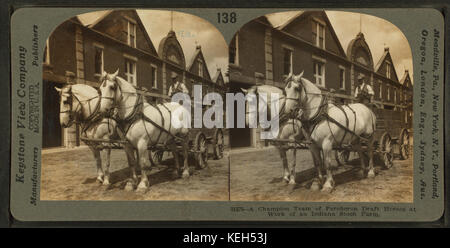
top-left (310, 181), bottom-right (321, 191)
top-left (282, 177), bottom-right (290, 184)
top-left (136, 187), bottom-right (148, 193)
top-left (321, 180), bottom-right (334, 193)
top-left (321, 185), bottom-right (333, 193)
top-left (124, 182), bottom-right (134, 191)
top-left (102, 179), bottom-right (111, 186)
top-left (182, 170), bottom-right (190, 179)
top-left (367, 170), bottom-right (375, 178)
top-left (136, 181), bottom-right (149, 193)
top-left (96, 176), bottom-right (104, 184)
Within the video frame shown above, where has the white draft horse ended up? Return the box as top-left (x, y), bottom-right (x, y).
top-left (283, 72), bottom-right (376, 192)
top-left (55, 84), bottom-right (135, 186)
top-left (98, 70), bottom-right (190, 192)
top-left (242, 85), bottom-right (304, 185)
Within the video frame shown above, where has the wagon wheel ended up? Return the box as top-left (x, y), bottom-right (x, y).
top-left (194, 132), bottom-right (208, 169)
top-left (213, 129), bottom-right (224, 160)
top-left (335, 150), bottom-right (350, 166)
top-left (399, 129), bottom-right (410, 160)
top-left (380, 132), bottom-right (394, 169)
top-left (149, 150), bottom-right (164, 167)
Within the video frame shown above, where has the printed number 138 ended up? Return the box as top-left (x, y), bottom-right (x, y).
top-left (218, 12), bottom-right (237, 23)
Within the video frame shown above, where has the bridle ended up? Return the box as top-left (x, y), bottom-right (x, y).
top-left (284, 76), bottom-right (327, 121)
top-left (59, 86), bottom-right (81, 128)
top-left (100, 77), bottom-right (122, 104)
top-left (59, 85), bottom-right (101, 128)
top-left (99, 76), bottom-right (143, 123)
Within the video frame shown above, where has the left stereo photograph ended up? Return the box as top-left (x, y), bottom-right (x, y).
top-left (41, 9), bottom-right (231, 201)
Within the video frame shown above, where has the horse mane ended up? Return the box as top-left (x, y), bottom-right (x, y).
top-left (299, 76), bottom-right (321, 95)
top-left (256, 85), bottom-right (284, 95)
top-left (71, 84), bottom-right (98, 101)
top-left (114, 75), bottom-right (138, 93)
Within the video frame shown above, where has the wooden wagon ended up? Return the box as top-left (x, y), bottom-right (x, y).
top-left (334, 108), bottom-right (412, 168)
top-left (146, 100), bottom-right (225, 169)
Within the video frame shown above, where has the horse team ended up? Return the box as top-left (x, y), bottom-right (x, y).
top-left (56, 69), bottom-right (379, 193)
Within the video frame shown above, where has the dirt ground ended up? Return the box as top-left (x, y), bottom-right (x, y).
top-left (230, 147), bottom-right (413, 202)
top-left (41, 145), bottom-right (413, 202)
top-left (41, 147), bottom-right (230, 201)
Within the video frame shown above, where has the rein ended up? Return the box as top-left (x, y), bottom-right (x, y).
top-left (103, 77), bottom-right (182, 143)
top-left (61, 87), bottom-right (102, 127)
top-left (285, 78), bottom-right (328, 123)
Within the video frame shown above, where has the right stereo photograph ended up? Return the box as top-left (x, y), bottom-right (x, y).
top-left (228, 10), bottom-right (413, 202)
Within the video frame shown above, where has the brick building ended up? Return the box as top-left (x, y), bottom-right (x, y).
top-left (228, 11), bottom-right (413, 148)
top-left (43, 10), bottom-right (227, 148)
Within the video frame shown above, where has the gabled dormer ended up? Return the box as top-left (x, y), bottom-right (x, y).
top-left (273, 11), bottom-right (346, 57)
top-left (213, 68), bottom-right (225, 86)
top-left (158, 30), bottom-right (186, 69)
top-left (347, 32), bottom-right (374, 70)
top-left (86, 10), bottom-right (158, 56)
top-left (375, 47), bottom-right (399, 82)
top-left (187, 45), bottom-right (211, 80)
top-left (400, 69), bottom-right (413, 89)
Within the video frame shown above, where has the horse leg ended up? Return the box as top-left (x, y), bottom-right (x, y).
top-left (168, 142), bottom-right (181, 179)
top-left (367, 136), bottom-right (375, 178)
top-left (321, 139), bottom-right (335, 193)
top-left (124, 144), bottom-right (138, 191)
top-left (136, 140), bottom-right (151, 192)
top-left (89, 146), bottom-right (104, 183)
top-left (354, 141), bottom-right (367, 179)
top-left (309, 143), bottom-right (323, 191)
top-left (286, 148), bottom-right (297, 185)
top-left (102, 148), bottom-right (111, 186)
top-left (277, 146), bottom-right (289, 183)
top-left (181, 138), bottom-right (190, 178)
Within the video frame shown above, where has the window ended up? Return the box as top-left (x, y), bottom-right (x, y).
top-left (151, 65), bottom-right (157, 89)
top-left (198, 59), bottom-right (203, 77)
top-left (43, 39), bottom-right (50, 64)
top-left (127, 20), bottom-right (136, 48)
top-left (125, 59), bottom-right (137, 86)
top-left (387, 85), bottom-right (390, 101)
top-left (313, 61), bottom-right (325, 87)
top-left (283, 47), bottom-right (293, 75)
top-left (229, 34), bottom-right (238, 65)
top-left (394, 88), bottom-right (397, 104)
top-left (386, 62), bottom-right (391, 79)
top-left (339, 66), bottom-right (345, 90)
top-left (94, 45), bottom-right (104, 76)
top-left (379, 81), bottom-right (382, 99)
top-left (312, 20), bottom-right (325, 49)
top-left (191, 80), bottom-right (195, 98)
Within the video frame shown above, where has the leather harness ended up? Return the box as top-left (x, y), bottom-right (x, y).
top-left (285, 78), bottom-right (372, 147)
top-left (60, 85), bottom-right (118, 141)
top-left (104, 78), bottom-right (184, 147)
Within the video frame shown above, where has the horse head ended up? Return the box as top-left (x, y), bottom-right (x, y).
top-left (241, 87), bottom-right (258, 127)
top-left (55, 85), bottom-right (77, 128)
top-left (284, 71), bottom-right (304, 114)
top-left (99, 69), bottom-right (120, 115)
